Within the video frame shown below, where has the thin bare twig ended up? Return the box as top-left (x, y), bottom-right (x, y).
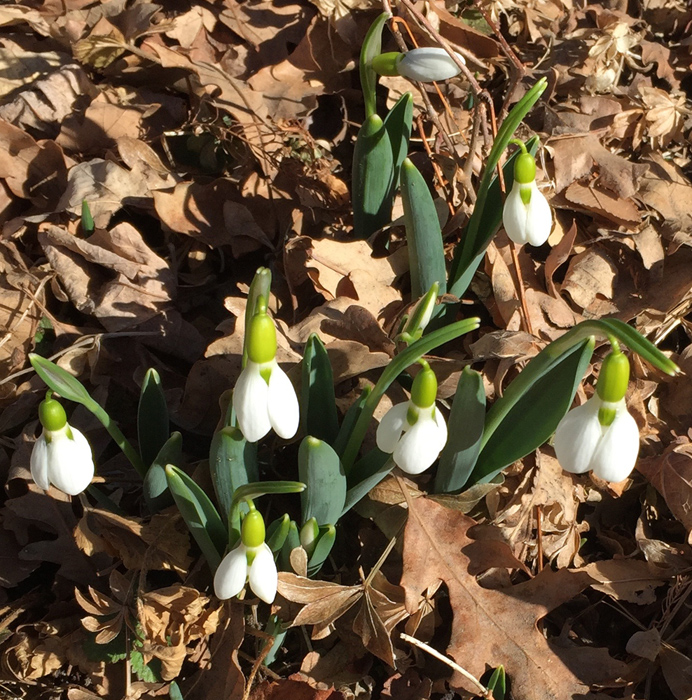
top-left (399, 633), bottom-right (491, 698)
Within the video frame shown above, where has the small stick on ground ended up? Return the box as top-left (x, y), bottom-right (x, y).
top-left (399, 633), bottom-right (492, 698)
top-left (536, 504), bottom-right (544, 573)
top-left (510, 240), bottom-right (534, 335)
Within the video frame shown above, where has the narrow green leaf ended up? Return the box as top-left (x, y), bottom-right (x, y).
top-left (334, 387), bottom-right (371, 458)
top-left (81, 200), bottom-right (95, 234)
top-left (29, 354), bottom-right (95, 407)
top-left (210, 424), bottom-right (258, 523)
top-left (279, 520), bottom-right (300, 572)
top-left (143, 431), bottom-right (182, 512)
top-left (298, 437), bottom-right (347, 526)
top-left (487, 666), bottom-right (506, 700)
top-left (301, 334), bottom-right (339, 444)
top-left (449, 79), bottom-right (547, 296)
top-left (307, 525), bottom-right (336, 576)
top-left (471, 337), bottom-right (595, 485)
top-left (434, 367), bottom-right (485, 493)
top-left (266, 514), bottom-right (291, 552)
top-left (384, 92), bottom-right (413, 195)
top-left (165, 464), bottom-right (227, 570)
top-left (342, 449), bottom-right (393, 515)
top-left (359, 12), bottom-right (390, 119)
top-left (352, 114), bottom-right (394, 239)
top-left (169, 681), bottom-right (184, 700)
top-left (401, 157), bottom-right (447, 299)
top-left (138, 368), bottom-right (169, 468)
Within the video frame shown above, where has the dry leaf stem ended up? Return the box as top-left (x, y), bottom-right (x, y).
top-left (399, 633), bottom-right (491, 697)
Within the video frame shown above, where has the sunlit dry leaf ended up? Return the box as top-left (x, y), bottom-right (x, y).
top-left (584, 558), bottom-right (669, 604)
top-left (400, 497), bottom-right (605, 697)
top-left (561, 249), bottom-right (618, 315)
top-left (73, 29), bottom-right (127, 69)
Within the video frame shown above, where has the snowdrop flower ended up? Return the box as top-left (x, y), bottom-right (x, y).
top-left (502, 140), bottom-right (552, 247)
top-left (554, 345), bottom-right (639, 482)
top-left (233, 300), bottom-right (299, 443)
top-left (376, 360), bottom-right (447, 474)
top-left (371, 48), bottom-right (465, 83)
top-left (30, 395), bottom-right (95, 496)
top-left (214, 503), bottom-right (277, 604)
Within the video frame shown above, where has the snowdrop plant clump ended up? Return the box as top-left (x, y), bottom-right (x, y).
top-left (376, 360), bottom-right (447, 474)
top-left (214, 501), bottom-right (278, 604)
top-left (233, 299), bottom-right (300, 443)
top-left (502, 140), bottom-right (552, 247)
top-left (371, 47), bottom-right (466, 83)
top-left (31, 394), bottom-right (95, 496)
top-left (554, 343), bottom-right (640, 482)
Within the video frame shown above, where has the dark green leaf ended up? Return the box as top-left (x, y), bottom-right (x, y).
top-left (307, 525), bottom-right (336, 576)
top-left (298, 437), bottom-right (346, 526)
top-left (359, 12), bottom-right (390, 119)
top-left (143, 431), bottom-right (181, 512)
top-left (301, 334), bottom-right (339, 444)
top-left (384, 92), bottom-right (413, 196)
top-left (434, 367), bottom-right (485, 493)
top-left (138, 368), bottom-right (170, 468)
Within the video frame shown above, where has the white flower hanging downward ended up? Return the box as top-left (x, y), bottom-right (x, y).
top-left (502, 140), bottom-right (552, 247)
top-left (233, 299), bottom-right (299, 443)
top-left (214, 502), bottom-right (277, 604)
top-left (371, 47), bottom-right (465, 83)
top-left (376, 360), bottom-right (447, 474)
top-left (30, 395), bottom-right (95, 496)
top-left (554, 343), bottom-right (639, 483)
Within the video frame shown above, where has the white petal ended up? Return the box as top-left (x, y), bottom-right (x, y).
top-left (376, 403), bottom-right (409, 454)
top-left (233, 363), bottom-right (271, 443)
top-left (393, 413), bottom-right (445, 474)
top-left (502, 181), bottom-right (530, 245)
top-left (398, 47), bottom-right (465, 82)
top-left (554, 398), bottom-right (603, 474)
top-left (47, 427), bottom-right (95, 495)
top-left (590, 405), bottom-right (640, 482)
top-left (30, 434), bottom-right (50, 491)
top-left (214, 545), bottom-right (248, 600)
top-left (524, 183), bottom-right (552, 247)
top-left (267, 364), bottom-right (299, 439)
top-left (431, 406), bottom-right (448, 452)
top-left (248, 543), bottom-right (278, 604)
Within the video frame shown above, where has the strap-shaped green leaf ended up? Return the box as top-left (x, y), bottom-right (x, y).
top-left (209, 423), bottom-right (258, 523)
top-left (298, 437), bottom-right (346, 526)
top-left (334, 386), bottom-right (371, 458)
top-left (301, 334), bottom-right (339, 445)
top-left (266, 514), bottom-right (291, 553)
top-left (352, 114), bottom-right (394, 239)
top-left (449, 79), bottom-right (547, 297)
top-left (401, 157), bottom-right (447, 299)
top-left (471, 337), bottom-right (595, 485)
top-left (307, 525), bottom-right (336, 576)
top-left (434, 367), bottom-right (485, 493)
top-left (359, 12), bottom-right (390, 119)
top-left (138, 368), bottom-right (169, 468)
top-left (384, 92), bottom-right (413, 197)
top-left (279, 520), bottom-right (300, 572)
top-left (143, 431), bottom-right (181, 512)
top-left (342, 449), bottom-right (392, 515)
top-left (165, 464), bottom-right (227, 570)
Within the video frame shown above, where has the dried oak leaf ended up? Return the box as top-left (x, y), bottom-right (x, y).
top-left (249, 676), bottom-right (347, 700)
top-left (400, 497), bottom-right (607, 698)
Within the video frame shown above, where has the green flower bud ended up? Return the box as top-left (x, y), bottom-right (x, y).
top-left (596, 349), bottom-right (630, 404)
top-left (411, 360), bottom-right (437, 409)
top-left (247, 302), bottom-right (277, 365)
top-left (241, 505), bottom-right (266, 548)
top-left (38, 397), bottom-right (67, 432)
top-left (514, 152), bottom-right (536, 185)
top-left (299, 517), bottom-right (319, 557)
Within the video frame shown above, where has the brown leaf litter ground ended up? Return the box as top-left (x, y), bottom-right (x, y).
top-left (1, 0), bottom-right (692, 699)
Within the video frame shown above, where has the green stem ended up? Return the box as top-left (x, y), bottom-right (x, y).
top-left (90, 402), bottom-right (147, 477)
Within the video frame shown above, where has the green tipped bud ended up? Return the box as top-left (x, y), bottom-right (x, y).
top-left (596, 349), bottom-right (630, 404)
top-left (300, 517), bottom-right (319, 557)
top-left (241, 505), bottom-right (266, 548)
top-left (38, 397), bottom-right (67, 432)
top-left (371, 52), bottom-right (403, 76)
top-left (514, 152), bottom-right (536, 185)
top-left (247, 304), bottom-right (277, 365)
top-left (402, 282), bottom-right (439, 342)
top-left (411, 360), bottom-right (437, 409)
